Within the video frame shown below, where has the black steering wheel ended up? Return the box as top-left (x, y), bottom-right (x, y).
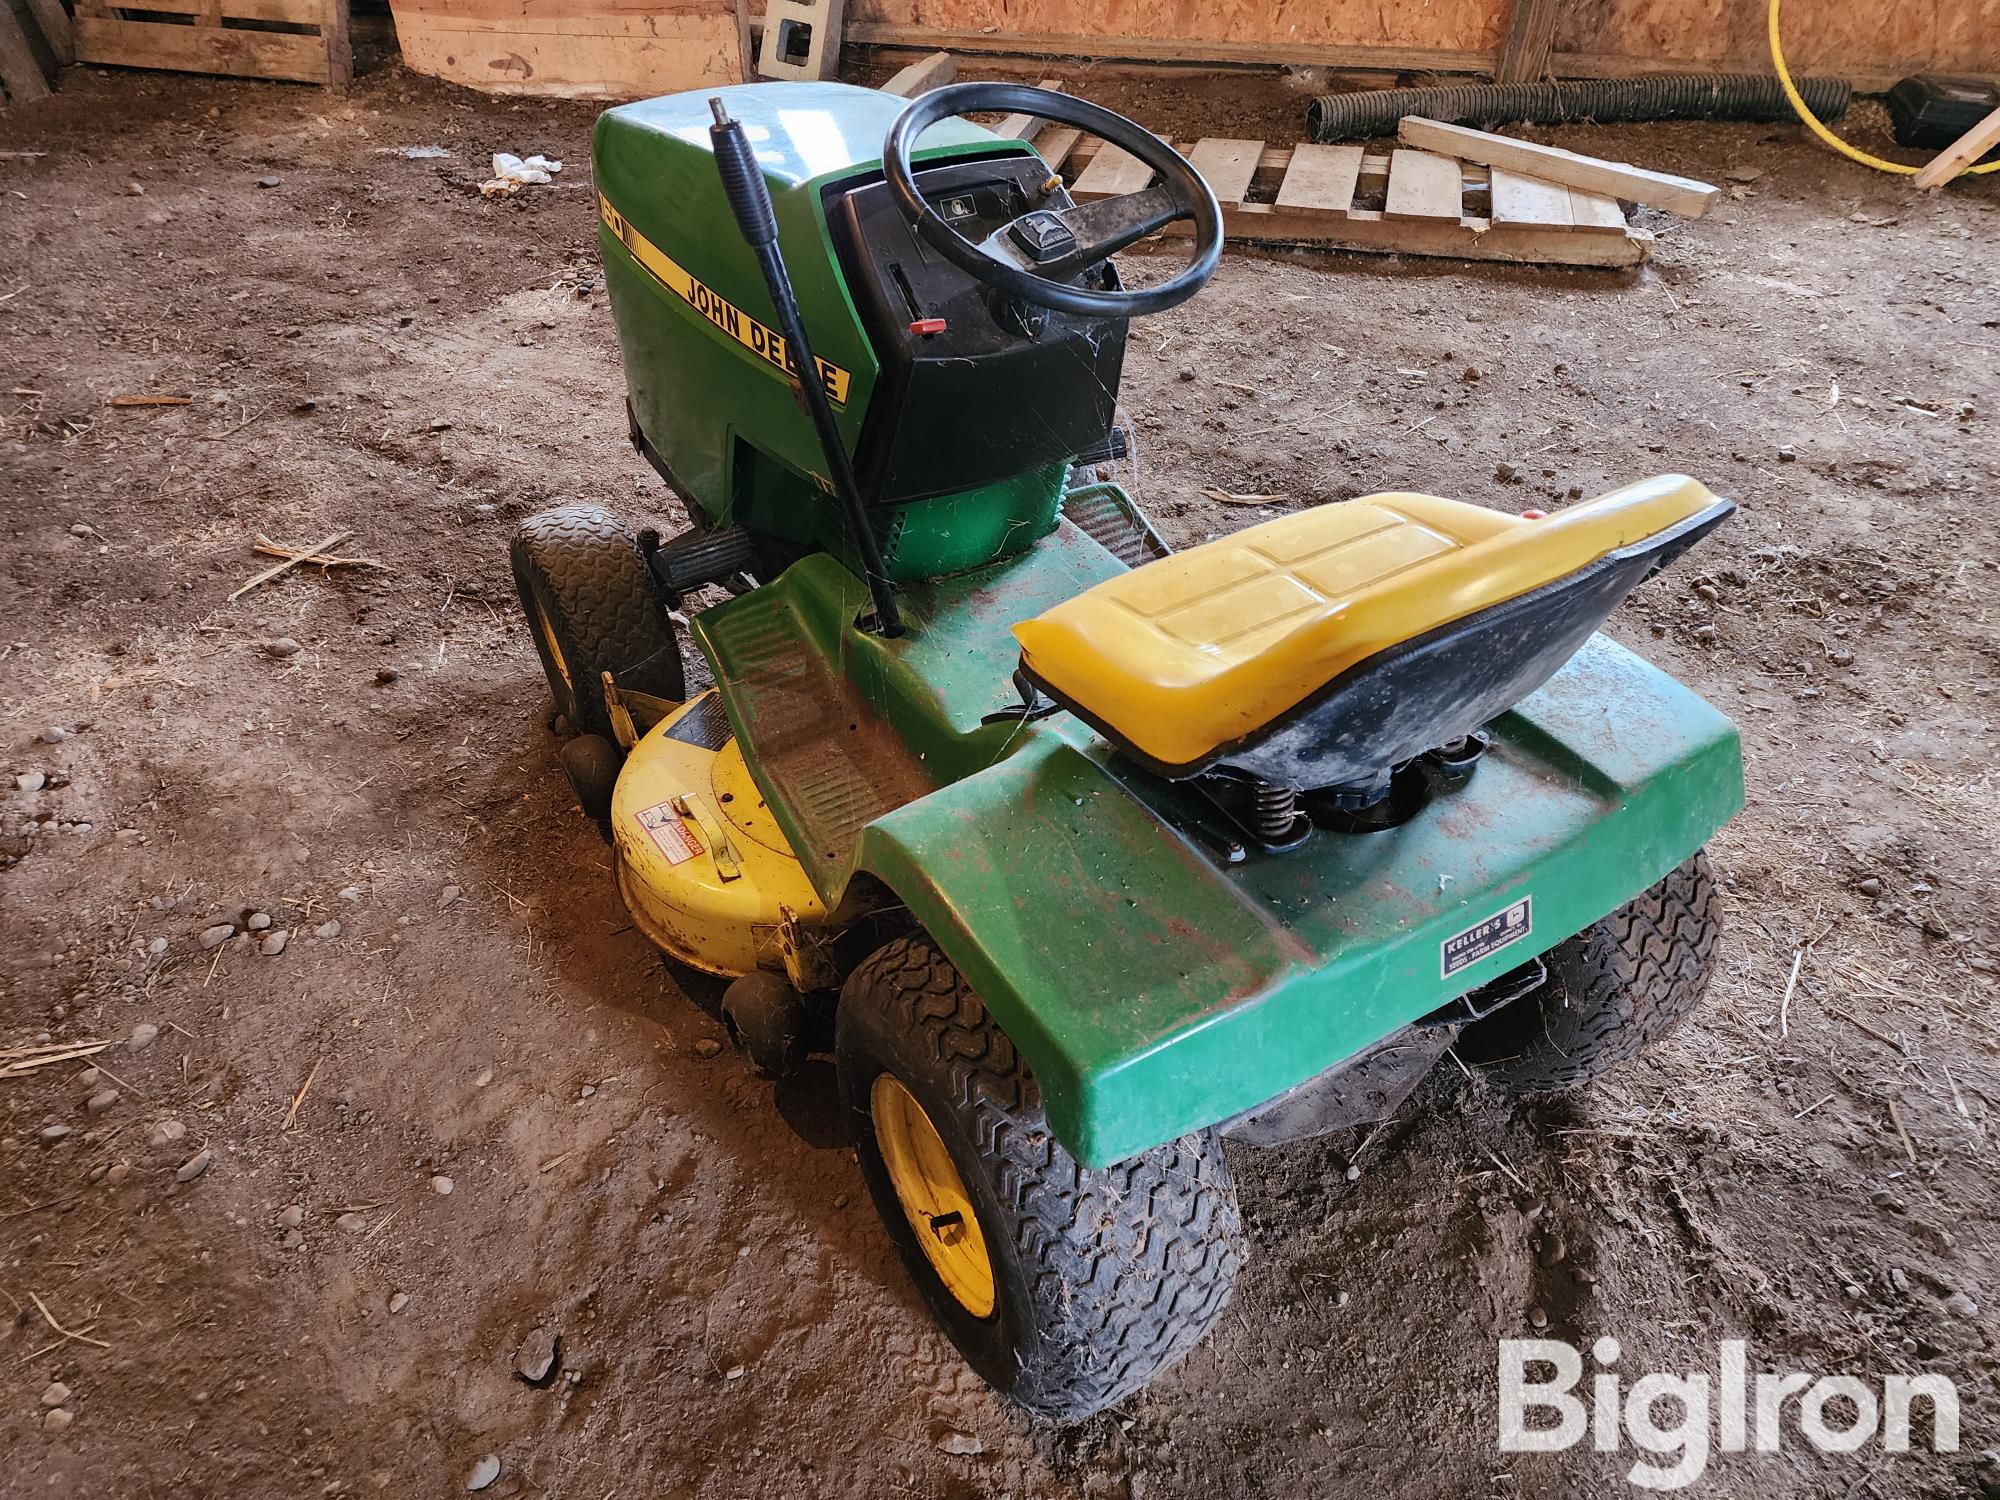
top-left (881, 82), bottom-right (1223, 319)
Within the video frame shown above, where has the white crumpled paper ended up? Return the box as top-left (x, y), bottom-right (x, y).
top-left (480, 152), bottom-right (563, 198)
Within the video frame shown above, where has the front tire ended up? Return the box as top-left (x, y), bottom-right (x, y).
top-left (1457, 851), bottom-right (1721, 1093)
top-left (836, 935), bottom-right (1242, 1420)
top-left (511, 504), bottom-right (683, 742)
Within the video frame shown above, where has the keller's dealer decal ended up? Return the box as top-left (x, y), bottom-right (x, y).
top-left (1442, 896), bottom-right (1532, 978)
top-left (635, 800), bottom-right (703, 866)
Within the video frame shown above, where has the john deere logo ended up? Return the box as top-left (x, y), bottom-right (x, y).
top-left (597, 193), bottom-right (852, 405)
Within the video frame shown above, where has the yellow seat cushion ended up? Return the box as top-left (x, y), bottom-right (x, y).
top-left (1013, 474), bottom-right (1720, 770)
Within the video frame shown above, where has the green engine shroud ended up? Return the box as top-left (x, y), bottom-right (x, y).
top-left (693, 519), bottom-right (1745, 1168)
top-left (594, 82), bottom-right (1070, 582)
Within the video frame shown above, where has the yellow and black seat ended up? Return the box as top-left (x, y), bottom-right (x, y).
top-left (1013, 475), bottom-right (1734, 794)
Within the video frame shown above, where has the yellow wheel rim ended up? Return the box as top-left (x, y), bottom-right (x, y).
top-left (871, 1073), bottom-right (996, 1319)
top-left (530, 592), bottom-right (573, 696)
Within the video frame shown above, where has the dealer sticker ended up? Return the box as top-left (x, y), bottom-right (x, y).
top-left (1441, 896), bottom-right (1532, 978)
top-left (634, 800), bottom-right (703, 866)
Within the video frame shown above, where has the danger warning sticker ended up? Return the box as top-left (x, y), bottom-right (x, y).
top-left (1441, 896), bottom-right (1532, 978)
top-left (635, 800), bottom-right (703, 866)
top-left (598, 193), bottom-right (853, 406)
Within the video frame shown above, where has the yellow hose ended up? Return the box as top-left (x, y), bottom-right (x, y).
top-left (1768, 0), bottom-right (1999, 177)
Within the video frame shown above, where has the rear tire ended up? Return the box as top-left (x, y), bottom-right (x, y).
top-left (836, 934), bottom-right (1242, 1420)
top-left (1457, 851), bottom-right (1721, 1093)
top-left (511, 504), bottom-right (683, 742)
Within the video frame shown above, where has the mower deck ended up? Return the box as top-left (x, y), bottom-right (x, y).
top-left (691, 516), bottom-right (1744, 1167)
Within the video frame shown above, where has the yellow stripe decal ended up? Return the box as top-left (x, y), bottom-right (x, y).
top-left (599, 192), bottom-right (852, 407)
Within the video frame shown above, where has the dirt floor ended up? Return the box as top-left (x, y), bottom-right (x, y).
top-left (3, 49), bottom-right (1998, 1500)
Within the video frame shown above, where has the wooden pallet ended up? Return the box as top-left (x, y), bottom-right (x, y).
top-left (1058, 135), bottom-right (1649, 270)
top-left (73, 0), bottom-right (350, 84)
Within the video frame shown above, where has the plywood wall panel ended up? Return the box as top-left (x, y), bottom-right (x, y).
top-left (1553, 0), bottom-right (2000, 76)
top-left (849, 0), bottom-right (1999, 80)
top-left (847, 0), bottom-right (1512, 54)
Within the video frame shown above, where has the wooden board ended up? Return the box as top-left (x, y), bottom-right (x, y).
top-left (0, 1), bottom-right (52, 100)
top-left (1567, 188), bottom-right (1626, 234)
top-left (991, 78), bottom-right (1063, 141)
top-left (1400, 116), bottom-right (1719, 217)
top-left (1184, 138), bottom-right (1262, 205)
top-left (1494, 0), bottom-right (1556, 83)
top-left (1035, 125), bottom-right (1082, 175)
top-left (1489, 167), bottom-right (1573, 227)
top-left (1913, 105), bottom-right (2000, 190)
top-left (72, 0), bottom-right (349, 84)
top-left (390, 0), bottom-right (737, 98)
top-left (1069, 140), bottom-right (1157, 200)
top-left (1384, 149), bottom-right (1463, 221)
top-left (21, 0), bottom-right (75, 65)
top-left (1275, 144), bottom-right (1363, 213)
top-left (879, 46), bottom-right (950, 96)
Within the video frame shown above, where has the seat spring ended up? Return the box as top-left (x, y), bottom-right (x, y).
top-left (1251, 780), bottom-right (1298, 842)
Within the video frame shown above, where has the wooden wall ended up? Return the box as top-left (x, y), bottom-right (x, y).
top-left (852, 0), bottom-right (1509, 55)
top-left (844, 0), bottom-right (2000, 85)
top-left (1554, 0), bottom-right (2000, 81)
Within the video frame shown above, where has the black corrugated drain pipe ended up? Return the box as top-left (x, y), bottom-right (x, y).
top-left (1307, 74), bottom-right (1853, 142)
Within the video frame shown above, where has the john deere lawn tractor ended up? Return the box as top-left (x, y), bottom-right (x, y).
top-left (511, 81), bottom-right (1743, 1419)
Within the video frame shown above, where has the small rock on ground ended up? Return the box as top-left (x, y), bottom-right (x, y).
top-left (389, 1292), bottom-right (410, 1314)
top-left (260, 930), bottom-right (289, 957)
top-left (431, 1174), bottom-right (454, 1195)
top-left (1945, 1291), bottom-right (1980, 1319)
top-left (935, 1430), bottom-right (985, 1456)
top-left (336, 1212), bottom-right (368, 1232)
top-left (150, 1119), bottom-right (186, 1146)
top-left (467, 1455), bottom-right (501, 1491)
top-left (41, 1382), bottom-right (70, 1407)
top-left (279, 1203), bottom-right (304, 1228)
top-left (514, 1326), bottom-right (559, 1383)
top-left (315, 920), bottom-right (343, 940)
top-left (199, 924), bottom-right (235, 949)
top-left (86, 1088), bottom-right (120, 1114)
top-left (17, 770), bottom-right (46, 793)
top-left (175, 1149), bottom-right (213, 1182)
top-left (44, 1408), bottom-right (73, 1433)
top-left (128, 1022), bottom-right (159, 1052)
top-left (693, 1039), bottom-right (723, 1060)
